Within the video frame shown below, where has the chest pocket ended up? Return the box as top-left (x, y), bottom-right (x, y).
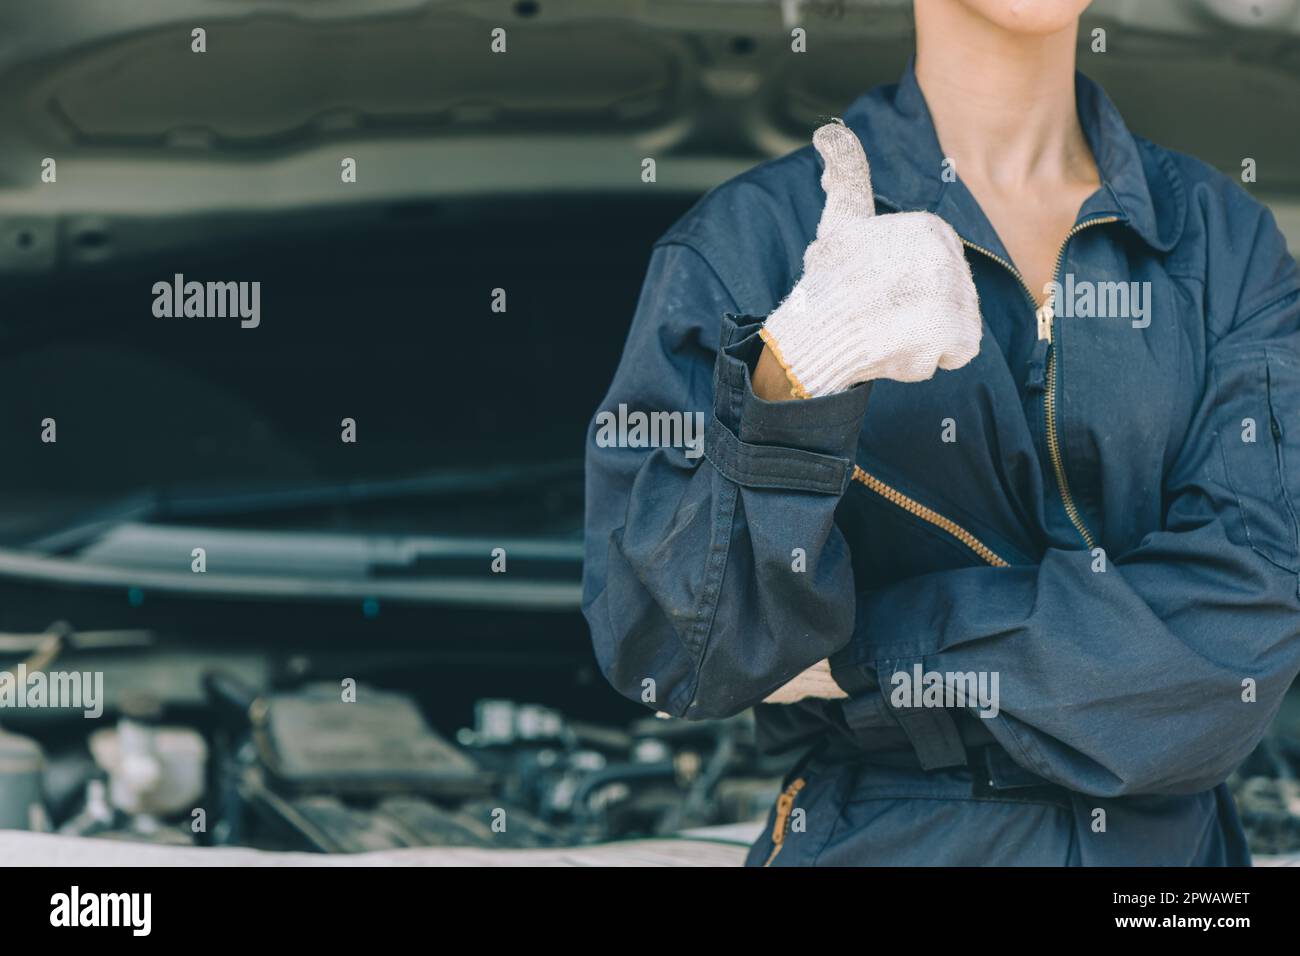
top-left (1215, 347), bottom-right (1300, 575)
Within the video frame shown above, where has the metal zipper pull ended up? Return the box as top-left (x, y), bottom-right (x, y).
top-left (1036, 297), bottom-right (1055, 343)
top-left (763, 777), bottom-right (806, 866)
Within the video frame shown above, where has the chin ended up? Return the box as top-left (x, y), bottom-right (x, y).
top-left (953, 0), bottom-right (1092, 35)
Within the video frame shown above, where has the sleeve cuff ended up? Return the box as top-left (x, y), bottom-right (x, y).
top-left (717, 314), bottom-right (871, 460)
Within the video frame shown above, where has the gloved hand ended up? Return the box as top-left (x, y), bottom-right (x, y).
top-left (759, 119), bottom-right (983, 399)
top-left (761, 121), bottom-right (982, 704)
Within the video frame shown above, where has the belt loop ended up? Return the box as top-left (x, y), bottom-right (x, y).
top-left (878, 657), bottom-right (968, 771)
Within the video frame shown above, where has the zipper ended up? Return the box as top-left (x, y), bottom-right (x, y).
top-left (851, 465), bottom-right (1008, 568)
top-left (1043, 346), bottom-right (1093, 549)
top-left (958, 216), bottom-right (1118, 551)
top-left (762, 776), bottom-right (806, 866)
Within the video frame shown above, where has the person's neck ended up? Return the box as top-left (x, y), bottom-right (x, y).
top-left (914, 2), bottom-right (1094, 189)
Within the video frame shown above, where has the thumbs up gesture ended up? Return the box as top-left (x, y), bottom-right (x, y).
top-left (758, 121), bottom-right (983, 398)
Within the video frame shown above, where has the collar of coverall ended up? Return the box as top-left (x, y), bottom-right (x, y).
top-left (838, 56), bottom-right (1187, 257)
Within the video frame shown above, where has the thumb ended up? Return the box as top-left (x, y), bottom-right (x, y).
top-left (813, 119), bottom-right (875, 238)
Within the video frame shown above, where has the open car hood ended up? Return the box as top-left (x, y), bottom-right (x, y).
top-left (0, 1), bottom-right (1297, 228)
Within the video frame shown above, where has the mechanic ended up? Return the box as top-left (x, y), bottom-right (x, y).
top-left (583, 0), bottom-right (1300, 864)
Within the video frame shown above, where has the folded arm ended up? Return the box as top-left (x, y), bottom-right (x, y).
top-left (835, 278), bottom-right (1300, 796)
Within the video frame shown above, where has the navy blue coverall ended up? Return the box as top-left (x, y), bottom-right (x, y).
top-left (583, 62), bottom-right (1300, 865)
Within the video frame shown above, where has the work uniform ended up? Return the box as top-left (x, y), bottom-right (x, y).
top-left (582, 61), bottom-right (1300, 865)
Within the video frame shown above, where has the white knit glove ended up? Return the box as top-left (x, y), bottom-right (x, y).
top-left (761, 122), bottom-right (981, 704)
top-left (763, 658), bottom-right (849, 705)
top-left (759, 120), bottom-right (983, 398)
